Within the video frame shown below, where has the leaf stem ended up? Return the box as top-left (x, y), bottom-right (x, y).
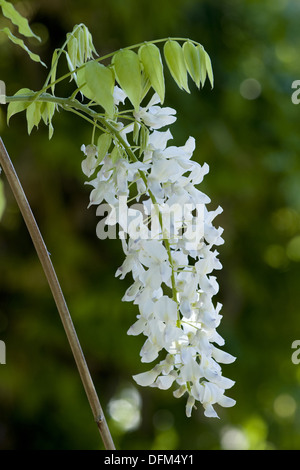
top-left (0, 137), bottom-right (115, 450)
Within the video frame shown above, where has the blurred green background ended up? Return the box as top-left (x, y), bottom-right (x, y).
top-left (0, 0), bottom-right (300, 450)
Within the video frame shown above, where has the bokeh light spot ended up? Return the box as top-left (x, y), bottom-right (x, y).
top-left (221, 426), bottom-right (249, 450)
top-left (240, 78), bottom-right (262, 100)
top-left (273, 394), bottom-right (296, 418)
top-left (287, 236), bottom-right (300, 262)
top-left (108, 386), bottom-right (141, 432)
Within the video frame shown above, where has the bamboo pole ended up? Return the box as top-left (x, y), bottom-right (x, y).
top-left (0, 137), bottom-right (115, 450)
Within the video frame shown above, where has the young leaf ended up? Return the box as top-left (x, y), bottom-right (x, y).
top-left (141, 73), bottom-right (151, 102)
top-left (139, 125), bottom-right (149, 156)
top-left (67, 35), bottom-right (78, 69)
top-left (84, 61), bottom-right (115, 117)
top-left (50, 49), bottom-right (59, 94)
top-left (84, 24), bottom-right (97, 58)
top-left (133, 121), bottom-right (140, 144)
top-left (111, 145), bottom-right (121, 164)
top-left (77, 27), bottom-right (85, 65)
top-left (67, 24), bottom-right (97, 66)
top-left (7, 87), bottom-right (34, 123)
top-left (138, 43), bottom-right (165, 103)
top-left (65, 52), bottom-right (76, 79)
top-left (26, 100), bottom-right (42, 134)
top-left (0, 27), bottom-right (46, 67)
top-left (112, 49), bottom-right (142, 111)
top-left (204, 50), bottom-right (214, 88)
top-left (183, 41), bottom-right (201, 89)
top-left (41, 102), bottom-right (56, 139)
top-left (76, 66), bottom-right (91, 99)
top-left (80, 24), bottom-right (97, 62)
top-left (97, 133), bottom-right (112, 164)
top-left (163, 40), bottom-right (189, 93)
top-left (0, 0), bottom-right (40, 41)
top-left (197, 45), bottom-right (207, 87)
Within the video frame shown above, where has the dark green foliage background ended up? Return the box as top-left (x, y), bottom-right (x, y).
top-left (0, 0), bottom-right (300, 450)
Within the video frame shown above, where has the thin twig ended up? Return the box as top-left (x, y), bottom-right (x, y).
top-left (0, 137), bottom-right (115, 450)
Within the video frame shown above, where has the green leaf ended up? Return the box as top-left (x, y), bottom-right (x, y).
top-left (48, 121), bottom-right (54, 140)
top-left (65, 51), bottom-right (76, 77)
top-left (138, 43), bottom-right (165, 103)
top-left (76, 66), bottom-right (91, 98)
top-left (197, 45), bottom-right (207, 87)
top-left (77, 27), bottom-right (85, 65)
top-left (7, 87), bottom-right (34, 124)
top-left (204, 50), bottom-right (214, 88)
top-left (183, 41), bottom-right (201, 89)
top-left (41, 101), bottom-right (56, 139)
top-left (141, 73), bottom-right (151, 102)
top-left (97, 133), bottom-right (112, 164)
top-left (164, 40), bottom-right (189, 93)
top-left (139, 125), bottom-right (149, 156)
top-left (0, 0), bottom-right (40, 41)
top-left (68, 24), bottom-right (97, 66)
top-left (79, 24), bottom-right (97, 62)
top-left (67, 35), bottom-right (78, 69)
top-left (0, 27), bottom-right (46, 67)
top-left (111, 145), bottom-right (122, 164)
top-left (26, 100), bottom-right (42, 134)
top-left (133, 121), bottom-right (140, 144)
top-left (83, 24), bottom-right (97, 58)
top-left (112, 49), bottom-right (142, 111)
top-left (84, 61), bottom-right (115, 117)
top-left (50, 49), bottom-right (59, 94)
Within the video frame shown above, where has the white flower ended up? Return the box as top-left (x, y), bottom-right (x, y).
top-left (134, 94), bottom-right (177, 130)
top-left (148, 129), bottom-right (173, 152)
top-left (132, 366), bottom-right (161, 386)
top-left (197, 381), bottom-right (236, 418)
top-left (81, 144), bottom-right (98, 177)
top-left (81, 91), bottom-right (236, 419)
top-left (113, 85), bottom-right (127, 105)
top-left (155, 371), bottom-right (177, 390)
top-left (186, 395), bottom-right (196, 418)
top-left (155, 296), bottom-right (178, 324)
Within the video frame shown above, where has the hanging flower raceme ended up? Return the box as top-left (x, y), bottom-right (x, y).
top-left (81, 90), bottom-right (236, 419)
top-left (4, 15), bottom-right (235, 435)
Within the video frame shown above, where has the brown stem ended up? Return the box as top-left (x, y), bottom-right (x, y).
top-left (0, 137), bottom-right (115, 450)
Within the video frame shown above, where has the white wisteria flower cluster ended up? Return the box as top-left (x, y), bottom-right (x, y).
top-left (81, 87), bottom-right (236, 418)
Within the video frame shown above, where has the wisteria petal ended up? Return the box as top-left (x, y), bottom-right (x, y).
top-left (218, 395), bottom-right (236, 408)
top-left (212, 347), bottom-right (236, 364)
top-left (155, 372), bottom-right (177, 390)
top-left (204, 404), bottom-right (219, 418)
top-left (133, 367), bottom-right (160, 386)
